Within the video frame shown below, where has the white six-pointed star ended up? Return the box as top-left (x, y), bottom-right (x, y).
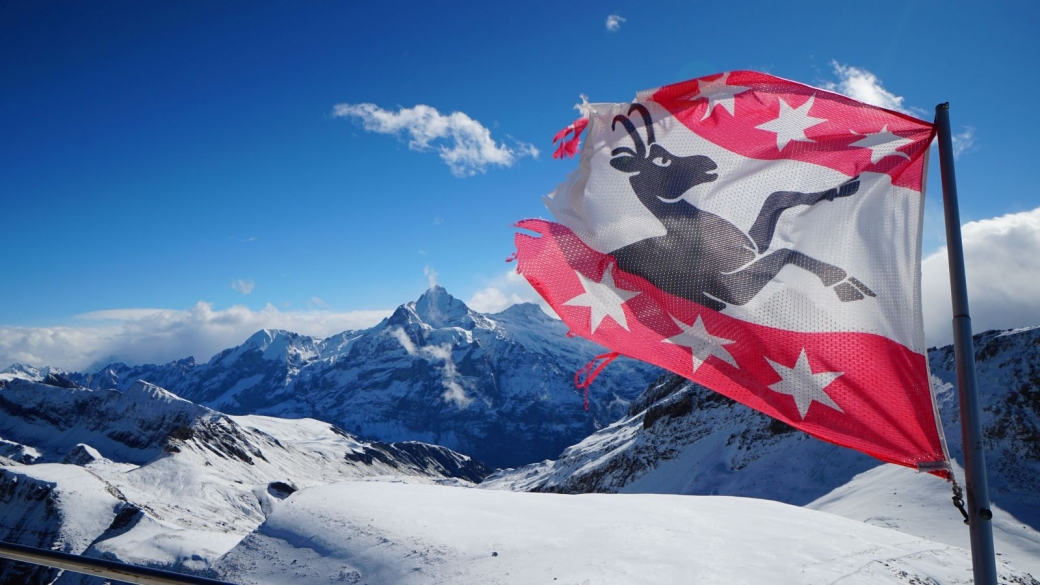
top-left (850, 124), bottom-right (914, 164)
top-left (765, 349), bottom-right (844, 419)
top-left (563, 264), bottom-right (640, 333)
top-left (755, 94), bottom-right (828, 151)
top-left (663, 314), bottom-right (738, 373)
top-left (688, 72), bottom-right (751, 121)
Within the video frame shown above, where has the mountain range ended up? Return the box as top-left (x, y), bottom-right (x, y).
top-left (1, 289), bottom-right (1039, 582)
top-left (13, 286), bottom-right (661, 470)
top-left (0, 375), bottom-right (488, 583)
top-left (483, 325), bottom-right (1040, 576)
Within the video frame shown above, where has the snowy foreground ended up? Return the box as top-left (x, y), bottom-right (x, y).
top-left (212, 479), bottom-right (1037, 585)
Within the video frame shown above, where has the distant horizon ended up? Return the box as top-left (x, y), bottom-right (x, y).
top-left (0, 283), bottom-right (552, 371)
top-left (4, 279), bottom-right (1039, 373)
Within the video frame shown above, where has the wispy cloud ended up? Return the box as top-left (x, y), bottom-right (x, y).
top-left (389, 327), bottom-right (472, 408)
top-left (822, 62), bottom-right (911, 115)
top-left (606, 14), bottom-right (626, 32)
top-left (307, 296), bottom-right (330, 309)
top-left (951, 127), bottom-right (976, 160)
top-left (332, 103), bottom-right (538, 177)
top-left (823, 61), bottom-right (977, 158)
top-left (0, 302), bottom-right (393, 371)
top-left (231, 279), bottom-right (255, 295)
top-left (467, 269), bottom-right (556, 317)
top-left (78, 308), bottom-right (169, 321)
top-left (922, 207), bottom-right (1040, 346)
top-left (423, 265), bottom-right (439, 289)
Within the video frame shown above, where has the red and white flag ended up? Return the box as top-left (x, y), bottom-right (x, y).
top-left (516, 71), bottom-right (951, 476)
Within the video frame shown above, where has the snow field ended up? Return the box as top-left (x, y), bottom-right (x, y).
top-left (214, 480), bottom-right (1036, 584)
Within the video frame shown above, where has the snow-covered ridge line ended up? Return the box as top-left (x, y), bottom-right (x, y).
top-left (5, 286), bottom-right (663, 470)
top-left (0, 325), bottom-right (1037, 582)
top-left (0, 373), bottom-right (489, 582)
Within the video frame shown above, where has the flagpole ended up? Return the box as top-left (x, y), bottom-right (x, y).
top-left (934, 102), bottom-right (997, 585)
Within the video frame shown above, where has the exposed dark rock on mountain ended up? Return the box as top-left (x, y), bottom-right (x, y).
top-left (485, 326), bottom-right (1040, 527)
top-left (46, 287), bottom-right (659, 469)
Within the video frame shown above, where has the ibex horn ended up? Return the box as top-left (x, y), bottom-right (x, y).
top-left (612, 114), bottom-right (645, 159)
top-left (628, 104), bottom-right (655, 145)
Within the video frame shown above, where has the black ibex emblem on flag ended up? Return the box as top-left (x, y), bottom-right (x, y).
top-left (608, 104), bottom-right (875, 311)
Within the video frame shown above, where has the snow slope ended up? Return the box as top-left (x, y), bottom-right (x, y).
top-left (2, 315), bottom-right (1037, 583)
top-left (808, 462), bottom-right (1040, 577)
top-left (213, 479), bottom-right (1038, 584)
top-left (0, 376), bottom-right (487, 582)
top-left (483, 326), bottom-right (1040, 577)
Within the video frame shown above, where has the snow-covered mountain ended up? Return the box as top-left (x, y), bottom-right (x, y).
top-left (35, 286), bottom-right (661, 469)
top-left (0, 375), bottom-right (487, 583)
top-left (0, 364), bottom-right (66, 384)
top-left (2, 324), bottom-right (1039, 582)
top-left (483, 325), bottom-right (1040, 576)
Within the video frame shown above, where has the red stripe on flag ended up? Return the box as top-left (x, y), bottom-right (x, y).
top-left (515, 218), bottom-right (948, 477)
top-left (646, 71), bottom-right (934, 191)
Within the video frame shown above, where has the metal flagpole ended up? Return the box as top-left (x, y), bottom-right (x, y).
top-left (934, 102), bottom-right (998, 585)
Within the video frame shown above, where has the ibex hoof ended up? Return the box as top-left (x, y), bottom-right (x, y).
top-left (826, 175), bottom-right (861, 201)
top-left (834, 282), bottom-right (862, 301)
top-left (840, 175), bottom-right (861, 194)
top-left (834, 276), bottom-right (876, 302)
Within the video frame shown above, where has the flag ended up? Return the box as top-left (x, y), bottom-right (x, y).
top-left (515, 71), bottom-right (951, 477)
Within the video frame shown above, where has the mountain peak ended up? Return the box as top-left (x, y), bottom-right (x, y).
top-left (412, 286), bottom-right (473, 328)
top-left (222, 329), bottom-right (320, 364)
top-left (494, 302), bottom-right (553, 323)
top-left (0, 363), bottom-right (60, 383)
top-left (244, 328), bottom-right (293, 348)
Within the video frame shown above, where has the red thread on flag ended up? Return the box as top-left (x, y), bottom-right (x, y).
top-left (574, 352), bottom-right (621, 411)
top-left (552, 118), bottom-right (588, 159)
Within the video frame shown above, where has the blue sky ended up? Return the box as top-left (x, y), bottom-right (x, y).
top-left (3, 1), bottom-right (1039, 369)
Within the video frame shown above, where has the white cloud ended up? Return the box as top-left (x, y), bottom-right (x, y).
top-left (823, 62), bottom-right (977, 159)
top-left (467, 269), bottom-right (557, 318)
top-left (0, 302), bottom-right (393, 371)
top-left (332, 103), bottom-right (538, 177)
top-left (468, 286), bottom-right (525, 315)
top-left (78, 308), bottom-right (169, 321)
top-left (389, 327), bottom-right (472, 408)
top-left (951, 127), bottom-right (976, 160)
top-left (424, 265), bottom-right (439, 289)
top-left (606, 14), bottom-right (626, 32)
top-left (232, 279), bottom-right (255, 295)
top-left (922, 207), bottom-right (1040, 346)
top-left (823, 61), bottom-right (977, 160)
top-left (307, 297), bottom-right (330, 309)
top-left (822, 62), bottom-right (911, 115)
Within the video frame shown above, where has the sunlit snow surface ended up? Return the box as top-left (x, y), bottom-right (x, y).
top-left (2, 323), bottom-right (1039, 583)
top-left (808, 462), bottom-right (1040, 578)
top-left (213, 480), bottom-right (1036, 584)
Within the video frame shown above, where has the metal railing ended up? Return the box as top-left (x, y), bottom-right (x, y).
top-left (0, 540), bottom-right (233, 585)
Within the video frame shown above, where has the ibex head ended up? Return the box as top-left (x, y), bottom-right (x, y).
top-left (609, 104), bottom-right (718, 203)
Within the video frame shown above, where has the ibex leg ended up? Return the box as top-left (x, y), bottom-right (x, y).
top-left (712, 249), bottom-right (847, 306)
top-left (748, 176), bottom-right (860, 253)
